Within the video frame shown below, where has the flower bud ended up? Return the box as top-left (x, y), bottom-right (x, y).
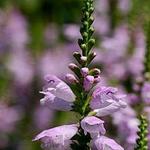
top-left (65, 74), bottom-right (78, 84)
top-left (88, 38), bottom-right (95, 51)
top-left (83, 75), bottom-right (94, 91)
top-left (87, 51), bottom-right (96, 65)
top-left (73, 52), bottom-right (81, 64)
top-left (89, 16), bottom-right (94, 25)
top-left (80, 56), bottom-right (87, 65)
top-left (89, 27), bottom-right (94, 37)
top-left (68, 63), bottom-right (78, 70)
top-left (81, 67), bottom-right (89, 77)
top-left (89, 7), bottom-right (94, 14)
top-left (80, 44), bottom-right (87, 51)
top-left (68, 63), bottom-right (81, 78)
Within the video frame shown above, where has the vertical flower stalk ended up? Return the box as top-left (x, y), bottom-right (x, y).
top-left (135, 115), bottom-right (148, 150)
top-left (33, 0), bottom-right (127, 149)
top-left (71, 0), bottom-right (96, 117)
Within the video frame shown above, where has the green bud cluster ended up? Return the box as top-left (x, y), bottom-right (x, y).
top-left (69, 0), bottom-right (96, 116)
top-left (76, 0), bottom-right (95, 65)
top-left (135, 115), bottom-right (148, 150)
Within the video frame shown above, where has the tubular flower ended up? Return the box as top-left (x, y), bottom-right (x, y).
top-left (81, 116), bottom-right (106, 138)
top-left (33, 124), bottom-right (78, 150)
top-left (40, 75), bottom-right (75, 111)
top-left (90, 87), bottom-right (127, 116)
top-left (92, 136), bottom-right (124, 150)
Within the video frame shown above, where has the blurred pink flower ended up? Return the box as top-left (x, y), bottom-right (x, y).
top-left (142, 82), bottom-right (150, 104)
top-left (6, 10), bottom-right (29, 50)
top-left (0, 103), bottom-right (20, 133)
top-left (113, 106), bottom-right (139, 150)
top-left (38, 49), bottom-right (72, 78)
top-left (6, 50), bottom-right (34, 85)
top-left (33, 106), bottom-right (54, 130)
top-left (63, 24), bottom-right (80, 41)
top-left (118, 0), bottom-right (131, 14)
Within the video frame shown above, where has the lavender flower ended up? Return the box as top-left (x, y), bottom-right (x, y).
top-left (33, 106), bottom-right (54, 130)
top-left (142, 82), bottom-right (150, 104)
top-left (92, 136), bottom-right (124, 150)
top-left (81, 116), bottom-right (106, 138)
top-left (6, 10), bottom-right (28, 50)
top-left (39, 50), bottom-right (72, 78)
top-left (0, 103), bottom-right (20, 133)
top-left (6, 50), bottom-right (34, 85)
top-left (33, 124), bottom-right (78, 150)
top-left (63, 24), bottom-right (80, 41)
top-left (113, 106), bottom-right (139, 149)
top-left (90, 87), bottom-right (127, 116)
top-left (40, 75), bottom-right (75, 111)
top-left (118, 0), bottom-right (131, 14)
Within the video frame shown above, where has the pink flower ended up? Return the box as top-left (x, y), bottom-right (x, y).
top-left (40, 75), bottom-right (75, 111)
top-left (81, 116), bottom-right (106, 138)
top-left (113, 106), bottom-right (139, 149)
top-left (33, 124), bottom-right (78, 150)
top-left (0, 103), bottom-right (20, 133)
top-left (92, 136), bottom-right (124, 150)
top-left (90, 87), bottom-right (127, 116)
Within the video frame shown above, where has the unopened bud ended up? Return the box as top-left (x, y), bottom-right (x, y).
top-left (80, 56), bottom-right (87, 66)
top-left (87, 51), bottom-right (96, 65)
top-left (88, 38), bottom-right (95, 51)
top-left (81, 56), bottom-right (87, 61)
top-left (68, 63), bottom-right (81, 78)
top-left (65, 74), bottom-right (78, 84)
top-left (89, 16), bottom-right (94, 25)
top-left (83, 75), bottom-right (94, 91)
top-left (81, 44), bottom-right (87, 51)
top-left (81, 67), bottom-right (89, 77)
top-left (73, 52), bottom-right (81, 63)
top-left (69, 63), bottom-right (78, 70)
